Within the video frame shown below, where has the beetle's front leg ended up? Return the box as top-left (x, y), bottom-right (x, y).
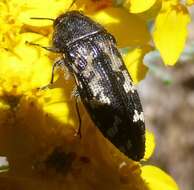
top-left (40, 58), bottom-right (67, 90)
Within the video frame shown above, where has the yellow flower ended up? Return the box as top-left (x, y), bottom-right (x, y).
top-left (123, 0), bottom-right (158, 13)
top-left (123, 0), bottom-right (191, 65)
top-left (123, 46), bottom-right (152, 84)
top-left (0, 0), bottom-right (180, 190)
top-left (141, 165), bottom-right (179, 190)
top-left (90, 7), bottom-right (151, 48)
top-left (144, 131), bottom-right (155, 161)
top-left (153, 1), bottom-right (191, 65)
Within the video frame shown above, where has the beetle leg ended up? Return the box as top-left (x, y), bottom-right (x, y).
top-left (39, 58), bottom-right (66, 90)
top-left (71, 86), bottom-right (80, 98)
top-left (75, 96), bottom-right (82, 138)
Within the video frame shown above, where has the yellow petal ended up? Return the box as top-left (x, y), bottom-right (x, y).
top-left (0, 32), bottom-right (52, 93)
top-left (91, 7), bottom-right (150, 47)
top-left (74, 0), bottom-right (113, 13)
top-left (17, 0), bottom-right (74, 26)
top-left (42, 85), bottom-right (76, 126)
top-left (186, 0), bottom-right (194, 6)
top-left (153, 2), bottom-right (191, 65)
top-left (141, 165), bottom-right (179, 190)
top-left (123, 46), bottom-right (152, 83)
top-left (143, 131), bottom-right (155, 160)
top-left (136, 0), bottom-right (162, 21)
top-left (124, 0), bottom-right (157, 13)
top-left (0, 1), bottom-right (22, 49)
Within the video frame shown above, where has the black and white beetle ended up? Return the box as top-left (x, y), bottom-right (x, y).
top-left (30, 11), bottom-right (145, 161)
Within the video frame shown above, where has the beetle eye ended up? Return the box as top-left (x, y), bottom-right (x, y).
top-left (54, 14), bottom-right (65, 26)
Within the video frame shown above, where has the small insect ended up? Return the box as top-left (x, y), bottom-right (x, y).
top-left (30, 11), bottom-right (145, 161)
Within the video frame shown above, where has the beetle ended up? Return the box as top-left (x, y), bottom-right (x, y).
top-left (30, 11), bottom-right (145, 161)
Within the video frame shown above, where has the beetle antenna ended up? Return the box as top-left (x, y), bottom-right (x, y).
top-left (68, 0), bottom-right (77, 11)
top-left (30, 0), bottom-right (77, 21)
top-left (30, 17), bottom-right (55, 21)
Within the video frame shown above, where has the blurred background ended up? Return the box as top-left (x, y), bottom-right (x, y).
top-left (138, 6), bottom-right (194, 190)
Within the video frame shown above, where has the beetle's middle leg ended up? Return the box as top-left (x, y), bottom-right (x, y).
top-left (75, 96), bottom-right (82, 138)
